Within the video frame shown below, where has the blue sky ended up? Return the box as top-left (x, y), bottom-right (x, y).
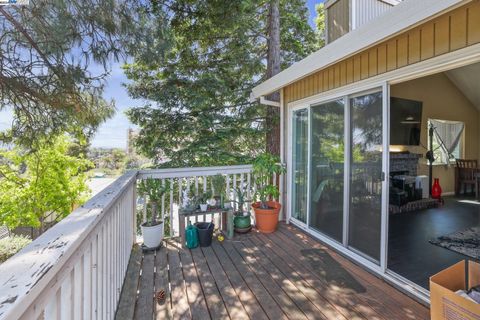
top-left (0, 1), bottom-right (323, 149)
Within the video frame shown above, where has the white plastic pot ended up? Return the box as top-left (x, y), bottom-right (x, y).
top-left (200, 204), bottom-right (208, 212)
top-left (141, 221), bottom-right (164, 248)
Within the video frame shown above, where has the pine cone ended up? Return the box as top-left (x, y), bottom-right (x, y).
top-left (156, 289), bottom-right (166, 304)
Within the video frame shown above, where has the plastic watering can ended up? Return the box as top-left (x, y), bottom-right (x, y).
top-left (185, 221), bottom-right (199, 249)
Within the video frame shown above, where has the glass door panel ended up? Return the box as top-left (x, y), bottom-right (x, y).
top-left (291, 108), bottom-right (309, 223)
top-left (348, 91), bottom-right (383, 262)
top-left (309, 100), bottom-right (345, 242)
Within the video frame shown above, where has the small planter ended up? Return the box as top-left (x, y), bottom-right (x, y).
top-left (199, 204), bottom-right (208, 212)
top-left (252, 201), bottom-right (281, 233)
top-left (195, 222), bottom-right (214, 247)
top-left (234, 213), bottom-right (251, 229)
top-left (141, 221), bottom-right (164, 248)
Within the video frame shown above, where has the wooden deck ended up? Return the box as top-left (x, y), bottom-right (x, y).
top-left (116, 223), bottom-right (429, 320)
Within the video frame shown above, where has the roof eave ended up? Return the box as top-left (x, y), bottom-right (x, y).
top-left (251, 0), bottom-right (466, 100)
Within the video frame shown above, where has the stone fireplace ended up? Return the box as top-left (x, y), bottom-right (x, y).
top-left (390, 152), bottom-right (422, 176)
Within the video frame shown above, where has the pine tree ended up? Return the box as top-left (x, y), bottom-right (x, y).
top-left (126, 0), bottom-right (317, 167)
top-left (0, 0), bottom-right (143, 148)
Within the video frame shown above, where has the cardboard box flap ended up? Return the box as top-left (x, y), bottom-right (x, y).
top-left (469, 260), bottom-right (480, 289)
top-left (431, 260), bottom-right (466, 291)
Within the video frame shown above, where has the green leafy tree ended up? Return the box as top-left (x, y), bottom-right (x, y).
top-left (315, 3), bottom-right (326, 48)
top-left (0, 136), bottom-right (93, 232)
top-left (125, 0), bottom-right (317, 168)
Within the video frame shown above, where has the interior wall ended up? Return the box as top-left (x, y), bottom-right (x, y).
top-left (391, 73), bottom-right (479, 194)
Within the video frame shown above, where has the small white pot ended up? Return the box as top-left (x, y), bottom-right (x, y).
top-left (200, 204), bottom-right (208, 212)
top-left (141, 221), bottom-right (164, 248)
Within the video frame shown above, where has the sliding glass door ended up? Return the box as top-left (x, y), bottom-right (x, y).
top-left (309, 99), bottom-right (345, 242)
top-left (291, 108), bottom-right (309, 224)
top-left (290, 88), bottom-right (386, 265)
top-left (348, 91), bottom-right (384, 262)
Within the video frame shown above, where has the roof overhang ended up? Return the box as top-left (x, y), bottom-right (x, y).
top-left (251, 0), bottom-right (468, 101)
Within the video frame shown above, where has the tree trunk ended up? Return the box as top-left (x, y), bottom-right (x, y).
top-left (265, 0), bottom-right (281, 156)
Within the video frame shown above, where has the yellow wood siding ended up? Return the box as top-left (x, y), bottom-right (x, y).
top-left (285, 1), bottom-right (480, 104)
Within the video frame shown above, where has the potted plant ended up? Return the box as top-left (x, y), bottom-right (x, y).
top-left (196, 190), bottom-right (213, 212)
top-left (138, 178), bottom-right (170, 249)
top-left (231, 186), bottom-right (252, 231)
top-left (251, 153), bottom-right (285, 233)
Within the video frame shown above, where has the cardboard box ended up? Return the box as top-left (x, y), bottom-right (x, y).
top-left (430, 260), bottom-right (480, 320)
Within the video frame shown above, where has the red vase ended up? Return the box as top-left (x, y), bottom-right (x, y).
top-left (432, 178), bottom-right (442, 199)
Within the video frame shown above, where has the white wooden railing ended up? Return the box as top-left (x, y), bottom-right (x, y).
top-left (0, 165), bottom-right (278, 320)
top-left (137, 165), bottom-right (259, 236)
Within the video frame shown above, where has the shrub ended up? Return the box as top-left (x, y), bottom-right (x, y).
top-left (0, 235), bottom-right (31, 263)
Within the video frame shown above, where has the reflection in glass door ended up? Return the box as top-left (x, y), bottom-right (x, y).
top-left (291, 108), bottom-right (309, 223)
top-left (309, 100), bottom-right (345, 242)
top-left (348, 91), bottom-right (383, 262)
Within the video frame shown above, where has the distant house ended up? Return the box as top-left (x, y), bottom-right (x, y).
top-left (325, 0), bottom-right (401, 43)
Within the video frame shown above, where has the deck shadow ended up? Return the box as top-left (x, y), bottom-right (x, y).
top-left (301, 248), bottom-right (366, 294)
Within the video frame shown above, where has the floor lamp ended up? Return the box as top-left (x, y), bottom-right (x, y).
top-left (425, 123), bottom-right (435, 197)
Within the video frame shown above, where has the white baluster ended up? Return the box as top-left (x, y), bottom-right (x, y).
top-left (44, 290), bottom-right (60, 320)
top-left (83, 243), bottom-right (92, 320)
top-left (161, 179), bottom-right (166, 227)
top-left (92, 234), bottom-right (98, 320)
top-left (73, 258), bottom-right (83, 320)
top-left (233, 174), bottom-right (237, 211)
top-left (226, 175), bottom-right (231, 208)
top-left (60, 271), bottom-right (73, 319)
top-left (247, 173), bottom-right (252, 207)
top-left (169, 178), bottom-right (174, 237)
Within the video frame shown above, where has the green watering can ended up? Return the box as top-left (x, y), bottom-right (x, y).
top-left (185, 221), bottom-right (199, 249)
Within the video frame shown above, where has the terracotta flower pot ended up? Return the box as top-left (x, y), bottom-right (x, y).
top-left (252, 201), bottom-right (281, 233)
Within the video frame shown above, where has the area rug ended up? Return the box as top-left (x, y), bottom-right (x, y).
top-left (429, 227), bottom-right (480, 260)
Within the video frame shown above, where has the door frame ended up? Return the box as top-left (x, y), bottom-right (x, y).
top-left (287, 84), bottom-right (388, 272)
top-left (288, 104), bottom-right (310, 229)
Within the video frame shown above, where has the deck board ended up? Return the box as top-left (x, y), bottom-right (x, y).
top-left (240, 237), bottom-right (330, 319)
top-left (220, 240), bottom-right (287, 319)
top-left (231, 240), bottom-right (308, 319)
top-left (154, 245), bottom-right (171, 319)
top-left (190, 243), bottom-right (229, 319)
top-left (120, 223), bottom-right (430, 320)
top-left (115, 245), bottom-right (142, 320)
top-left (201, 246), bottom-right (250, 319)
top-left (167, 242), bottom-right (192, 319)
top-left (178, 247), bottom-right (210, 320)
top-left (134, 252), bottom-right (154, 320)
top-left (259, 231), bottom-right (378, 320)
top-left (278, 224), bottom-right (430, 320)
top-left (248, 234), bottom-right (365, 320)
top-left (210, 241), bottom-right (269, 320)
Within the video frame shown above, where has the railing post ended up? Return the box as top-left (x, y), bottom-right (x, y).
top-left (132, 179), bottom-right (137, 244)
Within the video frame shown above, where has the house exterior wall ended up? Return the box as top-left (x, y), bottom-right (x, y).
top-left (285, 1), bottom-right (480, 104)
top-left (327, 0), bottom-right (350, 43)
